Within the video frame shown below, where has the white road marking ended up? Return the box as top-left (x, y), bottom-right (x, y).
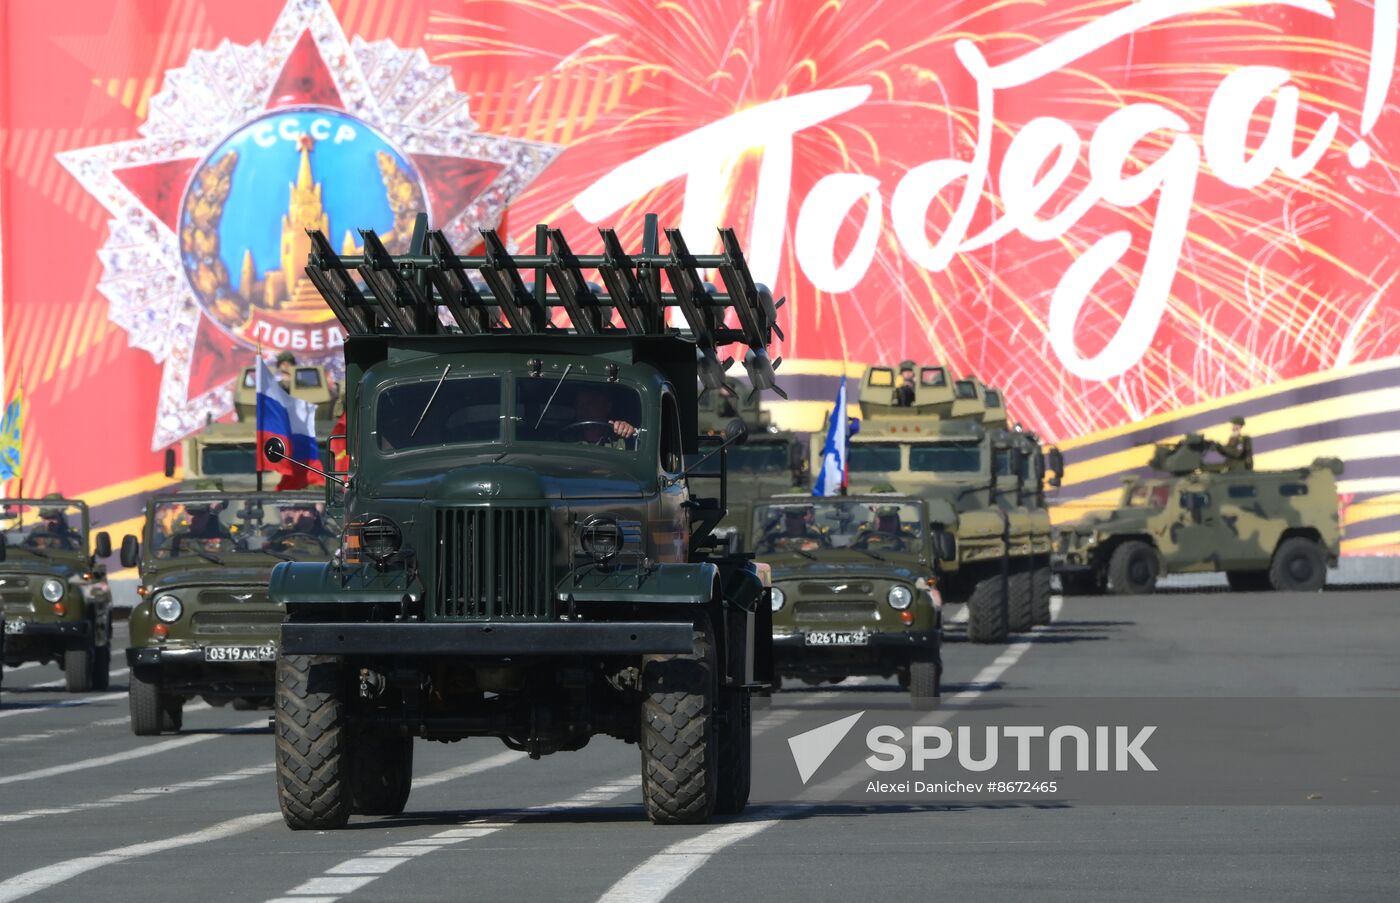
top-left (0, 692), bottom-right (126, 720)
top-left (0, 765), bottom-right (270, 824)
top-left (599, 595), bottom-right (1068, 903)
top-left (0, 812), bottom-right (280, 903)
top-left (1, 662), bottom-right (43, 673)
top-left (0, 703), bottom-right (212, 746)
top-left (31, 668), bottom-right (129, 690)
top-left (0, 718), bottom-right (264, 786)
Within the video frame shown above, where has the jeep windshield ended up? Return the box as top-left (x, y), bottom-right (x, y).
top-left (151, 497), bottom-right (341, 561)
top-left (753, 498), bottom-right (924, 554)
top-left (1, 500), bottom-right (86, 554)
top-left (514, 377), bottom-right (643, 452)
top-left (910, 442), bottom-right (982, 473)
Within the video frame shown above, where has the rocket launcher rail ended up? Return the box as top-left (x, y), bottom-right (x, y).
top-left (303, 213), bottom-right (785, 397)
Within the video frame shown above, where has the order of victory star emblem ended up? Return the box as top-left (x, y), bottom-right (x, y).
top-left (59, 0), bottom-right (559, 450)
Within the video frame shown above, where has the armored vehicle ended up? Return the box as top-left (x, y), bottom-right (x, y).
top-left (754, 494), bottom-right (943, 700)
top-left (1055, 433), bottom-right (1343, 594)
top-left (697, 379), bottom-right (808, 551)
top-left (0, 497), bottom-right (114, 691)
top-left (829, 366), bottom-right (1061, 644)
top-left (120, 489), bottom-right (338, 734)
top-left (264, 216), bottom-right (776, 829)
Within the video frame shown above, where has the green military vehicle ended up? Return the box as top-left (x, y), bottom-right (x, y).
top-left (830, 365), bottom-right (1062, 644)
top-left (0, 496), bottom-right (114, 691)
top-left (754, 493), bottom-right (944, 700)
top-left (120, 489), bottom-right (338, 734)
top-left (262, 215), bottom-right (775, 829)
top-left (697, 379), bottom-right (808, 551)
top-left (1055, 433), bottom-right (1343, 594)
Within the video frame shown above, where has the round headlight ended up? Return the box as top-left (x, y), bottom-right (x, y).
top-left (358, 516), bottom-right (402, 563)
top-left (887, 585), bottom-right (913, 610)
top-left (41, 579), bottom-right (65, 603)
top-left (153, 594), bottom-right (183, 623)
top-left (770, 586), bottom-right (786, 612)
top-left (579, 517), bottom-right (622, 562)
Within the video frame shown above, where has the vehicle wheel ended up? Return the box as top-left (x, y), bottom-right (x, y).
top-left (92, 643), bottom-right (111, 691)
top-left (965, 575), bottom-right (1008, 644)
top-left (1268, 538), bottom-right (1327, 592)
top-left (275, 653), bottom-right (352, 830)
top-left (1031, 566), bottom-right (1052, 626)
top-left (351, 732), bottom-right (414, 816)
top-left (1226, 570), bottom-right (1270, 592)
top-left (908, 659), bottom-right (940, 700)
top-left (1107, 542), bottom-right (1158, 595)
top-left (714, 689), bottom-right (751, 816)
top-left (640, 622), bottom-right (717, 825)
top-left (64, 639), bottom-right (94, 692)
top-left (129, 671), bottom-right (179, 736)
top-left (1008, 568), bottom-right (1033, 633)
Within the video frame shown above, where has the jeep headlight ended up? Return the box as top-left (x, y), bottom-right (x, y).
top-left (153, 594), bottom-right (183, 623)
top-left (41, 579), bottom-right (65, 603)
top-left (770, 586), bottom-right (786, 612)
top-left (887, 585), bottom-right (913, 610)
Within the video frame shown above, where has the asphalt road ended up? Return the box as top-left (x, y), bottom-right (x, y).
top-left (2, 589), bottom-right (1398, 902)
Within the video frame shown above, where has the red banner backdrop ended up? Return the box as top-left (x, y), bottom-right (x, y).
top-left (1, 0), bottom-right (1397, 546)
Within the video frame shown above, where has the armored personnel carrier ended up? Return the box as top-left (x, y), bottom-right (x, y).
top-left (264, 215), bottom-right (776, 829)
top-left (1054, 433), bottom-right (1343, 594)
top-left (825, 365), bottom-right (1061, 643)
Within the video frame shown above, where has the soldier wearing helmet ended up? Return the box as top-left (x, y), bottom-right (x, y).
top-left (758, 504), bottom-right (829, 553)
top-left (854, 487), bottom-right (917, 551)
top-left (26, 493), bottom-right (80, 550)
top-left (894, 360), bottom-right (917, 407)
top-left (1218, 416), bottom-right (1252, 472)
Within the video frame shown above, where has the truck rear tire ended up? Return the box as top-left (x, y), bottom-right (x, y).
top-left (275, 653), bottom-right (352, 830)
top-left (1031, 566), bottom-right (1052, 625)
top-left (908, 659), bottom-right (940, 700)
top-left (64, 639), bottom-right (94, 692)
top-left (1268, 538), bottom-right (1327, 592)
top-left (1008, 568), bottom-right (1033, 633)
top-left (1107, 542), bottom-right (1157, 595)
top-left (714, 688), bottom-right (751, 816)
top-left (129, 671), bottom-right (181, 735)
top-left (351, 733), bottom-right (414, 816)
top-left (966, 575), bottom-right (1008, 644)
top-left (641, 623), bottom-right (718, 825)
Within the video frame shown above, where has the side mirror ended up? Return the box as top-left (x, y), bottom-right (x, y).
top-left (724, 418), bottom-right (748, 447)
top-left (94, 532), bottom-right (112, 559)
top-left (931, 527), bottom-right (956, 562)
top-left (263, 436), bottom-right (287, 462)
top-left (163, 448), bottom-right (176, 478)
top-left (1048, 447), bottom-right (1065, 488)
top-left (120, 535), bottom-right (140, 569)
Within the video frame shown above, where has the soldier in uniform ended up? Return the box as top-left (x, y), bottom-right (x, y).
top-left (854, 490), bottom-right (918, 551)
top-left (759, 505), bottom-right (829, 552)
top-left (26, 494), bottom-right (81, 550)
top-left (572, 386), bottom-right (639, 448)
top-left (269, 503), bottom-right (336, 552)
top-left (893, 360), bottom-right (917, 407)
top-left (1218, 416), bottom-right (1252, 472)
top-left (275, 350), bottom-right (297, 389)
top-left (166, 500), bottom-right (233, 555)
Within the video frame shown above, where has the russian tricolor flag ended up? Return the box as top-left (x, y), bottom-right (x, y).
top-left (255, 360), bottom-right (322, 489)
top-left (813, 375), bottom-right (849, 497)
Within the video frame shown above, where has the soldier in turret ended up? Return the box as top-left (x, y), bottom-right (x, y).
top-left (1218, 416), bottom-right (1252, 472)
top-left (894, 360), bottom-right (917, 407)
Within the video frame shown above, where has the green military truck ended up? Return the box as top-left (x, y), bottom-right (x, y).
top-left (697, 378), bottom-right (808, 551)
top-left (262, 215), bottom-right (775, 829)
top-left (0, 497), bottom-right (114, 691)
top-left (829, 365), bottom-right (1061, 644)
top-left (120, 489), bottom-right (339, 734)
top-left (754, 493), bottom-right (944, 700)
top-left (1055, 433), bottom-right (1343, 594)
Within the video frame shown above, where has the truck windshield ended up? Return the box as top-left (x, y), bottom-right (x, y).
top-left (752, 498), bottom-right (924, 553)
top-left (726, 442), bottom-right (789, 472)
top-left (0, 501), bottom-right (85, 553)
top-left (514, 378), bottom-right (643, 451)
top-left (1128, 484), bottom-right (1171, 508)
top-left (848, 443), bottom-right (901, 472)
top-left (151, 497), bottom-right (342, 560)
top-left (910, 443), bottom-right (982, 473)
top-left (376, 377), bottom-right (502, 454)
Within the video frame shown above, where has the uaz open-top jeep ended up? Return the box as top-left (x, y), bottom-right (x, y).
top-left (265, 215), bottom-right (776, 829)
top-left (0, 497), bottom-right (113, 691)
top-left (121, 489), bottom-right (339, 734)
top-left (754, 493), bottom-right (943, 701)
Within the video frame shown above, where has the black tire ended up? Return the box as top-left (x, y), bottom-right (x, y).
top-left (1008, 568), bottom-right (1033, 633)
top-left (641, 623), bottom-right (717, 825)
top-left (92, 643), bottom-right (111, 691)
top-left (351, 733), bottom-right (414, 816)
top-left (1268, 538), bottom-right (1327, 592)
top-left (1107, 541), bottom-right (1158, 595)
top-left (714, 689), bottom-right (751, 816)
top-left (908, 659), bottom-right (940, 700)
top-left (275, 653), bottom-right (352, 830)
top-left (64, 638), bottom-right (94, 692)
top-left (129, 671), bottom-right (178, 736)
top-left (1031, 566), bottom-right (1052, 626)
top-left (1226, 570), bottom-right (1270, 592)
top-left (966, 575), bottom-right (1008, 644)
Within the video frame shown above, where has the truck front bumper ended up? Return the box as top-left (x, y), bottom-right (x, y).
top-left (281, 621), bottom-right (697, 657)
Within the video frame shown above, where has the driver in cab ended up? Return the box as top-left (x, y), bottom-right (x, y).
top-left (572, 386), bottom-right (638, 449)
top-left (759, 506), bottom-right (829, 553)
top-left (166, 501), bottom-right (233, 555)
top-left (855, 502), bottom-right (917, 551)
top-left (269, 504), bottom-right (335, 551)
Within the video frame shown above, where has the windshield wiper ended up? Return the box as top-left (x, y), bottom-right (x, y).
top-left (254, 548), bottom-right (295, 562)
top-left (410, 364), bottom-right (451, 438)
top-left (857, 549), bottom-right (886, 562)
top-left (533, 363), bottom-right (573, 430)
top-left (189, 549), bottom-right (224, 566)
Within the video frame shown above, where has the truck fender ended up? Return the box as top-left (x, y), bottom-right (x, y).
top-left (269, 561), bottom-right (414, 608)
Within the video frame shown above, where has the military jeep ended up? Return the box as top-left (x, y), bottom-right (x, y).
top-left (1055, 433), bottom-right (1343, 594)
top-left (0, 497), bottom-right (114, 691)
top-left (264, 216), bottom-right (777, 829)
top-left (754, 494), bottom-right (943, 700)
top-left (121, 489), bottom-right (338, 734)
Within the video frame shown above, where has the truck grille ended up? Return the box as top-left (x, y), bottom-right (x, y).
top-left (432, 507), bottom-right (553, 620)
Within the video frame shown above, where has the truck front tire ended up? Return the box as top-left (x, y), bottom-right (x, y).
top-left (1031, 566), bottom-right (1052, 626)
top-left (1269, 537), bottom-right (1327, 592)
top-left (276, 653), bottom-right (352, 830)
top-left (351, 733), bottom-right (414, 816)
top-left (714, 688), bottom-right (751, 816)
top-left (965, 575), bottom-right (1009, 644)
top-left (1107, 541), bottom-right (1158, 595)
top-left (1008, 568), bottom-right (1033, 633)
top-left (641, 623), bottom-right (718, 825)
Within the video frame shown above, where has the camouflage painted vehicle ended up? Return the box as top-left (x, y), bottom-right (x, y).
top-left (1054, 433), bottom-right (1343, 594)
top-left (697, 379), bottom-right (808, 551)
top-left (120, 489), bottom-right (338, 735)
top-left (828, 366), bottom-right (1062, 644)
top-left (264, 216), bottom-right (775, 829)
top-left (755, 494), bottom-right (944, 700)
top-left (0, 497), bottom-right (114, 691)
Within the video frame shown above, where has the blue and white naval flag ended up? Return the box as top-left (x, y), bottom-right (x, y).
top-left (813, 375), bottom-right (849, 497)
